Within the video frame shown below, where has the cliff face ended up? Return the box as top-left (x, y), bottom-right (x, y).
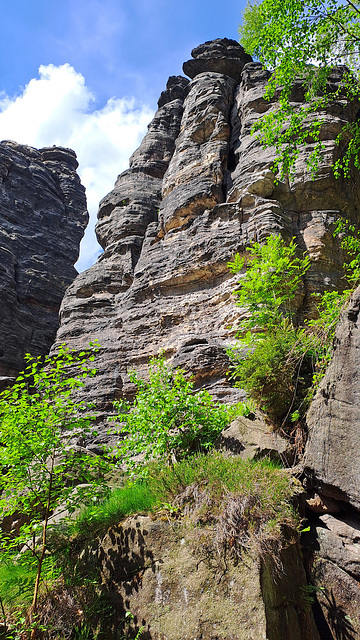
top-left (0, 141), bottom-right (88, 386)
top-left (2, 38), bottom-right (357, 638)
top-left (54, 39), bottom-right (358, 418)
top-left (50, 40), bottom-right (360, 636)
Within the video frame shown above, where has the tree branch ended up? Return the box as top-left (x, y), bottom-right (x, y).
top-left (346, 0), bottom-right (360, 18)
top-left (326, 6), bottom-right (360, 46)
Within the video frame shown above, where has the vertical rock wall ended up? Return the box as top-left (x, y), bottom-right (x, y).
top-left (44, 38), bottom-right (360, 637)
top-left (54, 39), bottom-right (360, 424)
top-left (0, 141), bottom-right (88, 385)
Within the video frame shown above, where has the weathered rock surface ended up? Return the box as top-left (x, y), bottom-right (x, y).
top-left (0, 141), bottom-right (87, 383)
top-left (304, 284), bottom-right (360, 635)
top-left (311, 557), bottom-right (360, 639)
top-left (305, 285), bottom-right (360, 510)
top-left (314, 513), bottom-right (360, 579)
top-left (217, 412), bottom-right (290, 463)
top-left (183, 38), bottom-right (252, 82)
top-left (54, 40), bottom-right (359, 428)
top-left (15, 37), bottom-right (360, 638)
top-left (306, 513), bottom-right (360, 639)
top-left (81, 514), bottom-right (319, 640)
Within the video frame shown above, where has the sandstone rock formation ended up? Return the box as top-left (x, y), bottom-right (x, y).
top-left (50, 40), bottom-right (360, 633)
top-left (0, 141), bottom-right (88, 386)
top-left (303, 287), bottom-right (360, 637)
top-left (217, 411), bottom-right (290, 463)
top-left (305, 285), bottom-right (360, 510)
top-left (54, 39), bottom-right (359, 433)
top-left (8, 38), bottom-right (360, 638)
top-left (81, 514), bottom-right (319, 640)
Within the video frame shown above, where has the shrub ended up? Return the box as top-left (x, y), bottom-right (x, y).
top-left (228, 234), bottom-right (310, 331)
top-left (228, 233), bottom-right (354, 428)
top-left (113, 356), bottom-right (229, 472)
top-left (230, 323), bottom-right (312, 423)
top-left (0, 343), bottom-right (111, 638)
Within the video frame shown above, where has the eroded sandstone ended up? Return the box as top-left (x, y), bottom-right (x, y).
top-left (19, 38), bottom-right (360, 637)
top-left (54, 40), bottom-right (359, 434)
top-left (0, 141), bottom-right (87, 385)
top-left (305, 285), bottom-right (360, 510)
top-left (80, 514), bottom-right (318, 640)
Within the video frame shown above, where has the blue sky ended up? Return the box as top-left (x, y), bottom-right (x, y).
top-left (0, 0), bottom-right (248, 270)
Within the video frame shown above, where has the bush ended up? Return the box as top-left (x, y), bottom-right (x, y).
top-left (228, 234), bottom-right (310, 331)
top-left (228, 233), bottom-right (353, 428)
top-left (0, 343), bottom-right (111, 637)
top-left (230, 323), bottom-right (313, 424)
top-left (113, 356), bottom-right (229, 472)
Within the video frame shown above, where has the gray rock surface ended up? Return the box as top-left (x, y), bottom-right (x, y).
top-left (183, 38), bottom-right (252, 81)
top-left (311, 555), bottom-right (360, 639)
top-left (53, 39), bottom-right (360, 434)
top-left (79, 514), bottom-right (318, 640)
top-left (315, 513), bottom-right (360, 579)
top-left (305, 286), bottom-right (360, 509)
top-left (217, 413), bottom-right (290, 463)
top-left (0, 141), bottom-right (88, 382)
top-left (28, 37), bottom-right (360, 638)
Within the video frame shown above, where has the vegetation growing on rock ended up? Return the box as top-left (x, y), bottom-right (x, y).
top-left (113, 355), bottom-right (230, 471)
top-left (228, 228), bottom-right (360, 428)
top-left (239, 0), bottom-right (360, 179)
top-left (0, 344), bottom-right (111, 638)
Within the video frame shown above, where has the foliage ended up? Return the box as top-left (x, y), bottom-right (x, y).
top-left (228, 235), bottom-right (309, 423)
top-left (0, 343), bottom-right (111, 638)
top-left (228, 233), bottom-right (354, 426)
top-left (228, 234), bottom-right (310, 330)
top-left (229, 323), bottom-right (311, 422)
top-left (70, 482), bottom-right (156, 537)
top-left (334, 216), bottom-right (360, 283)
top-left (113, 356), bottom-right (229, 472)
top-left (239, 0), bottom-right (360, 179)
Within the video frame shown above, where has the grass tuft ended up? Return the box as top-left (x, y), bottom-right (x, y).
top-left (68, 453), bottom-right (300, 558)
top-left (70, 482), bottom-right (156, 536)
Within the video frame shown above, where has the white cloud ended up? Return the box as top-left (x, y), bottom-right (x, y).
top-left (0, 64), bottom-right (154, 271)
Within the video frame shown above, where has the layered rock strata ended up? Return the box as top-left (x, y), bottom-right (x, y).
top-left (46, 37), bottom-right (360, 637)
top-left (0, 141), bottom-right (88, 385)
top-left (54, 39), bottom-right (359, 427)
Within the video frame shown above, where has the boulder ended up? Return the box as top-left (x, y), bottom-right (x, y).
top-left (80, 513), bottom-right (318, 640)
top-left (218, 413), bottom-right (290, 463)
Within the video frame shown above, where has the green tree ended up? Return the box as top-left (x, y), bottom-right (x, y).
top-left (0, 343), bottom-right (110, 638)
top-left (114, 356), bottom-right (229, 472)
top-left (239, 0), bottom-right (360, 178)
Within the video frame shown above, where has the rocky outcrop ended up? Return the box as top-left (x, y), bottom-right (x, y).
top-left (53, 40), bottom-right (360, 432)
top-left (301, 511), bottom-right (360, 639)
top-left (217, 412), bottom-right (290, 463)
top-left (299, 286), bottom-right (360, 637)
top-left (0, 141), bottom-right (88, 385)
top-left (80, 514), bottom-right (319, 640)
top-left (3, 37), bottom-right (359, 639)
top-left (50, 41), bottom-right (360, 631)
top-left (305, 286), bottom-right (360, 510)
